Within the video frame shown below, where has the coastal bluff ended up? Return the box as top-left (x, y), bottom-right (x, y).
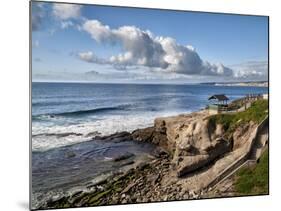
top-left (39, 100), bottom-right (268, 209)
top-left (132, 107), bottom-right (268, 189)
top-left (132, 110), bottom-right (231, 176)
top-left (132, 110), bottom-right (232, 177)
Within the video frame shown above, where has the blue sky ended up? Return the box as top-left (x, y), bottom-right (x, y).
top-left (32, 1), bottom-right (268, 83)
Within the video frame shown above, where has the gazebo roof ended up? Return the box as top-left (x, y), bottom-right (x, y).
top-left (208, 94), bottom-right (229, 101)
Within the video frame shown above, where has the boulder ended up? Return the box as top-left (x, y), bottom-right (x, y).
top-left (176, 138), bottom-right (231, 177)
top-left (132, 127), bottom-right (154, 142)
top-left (96, 131), bottom-right (132, 142)
top-left (113, 152), bottom-right (135, 162)
top-left (132, 126), bottom-right (170, 152)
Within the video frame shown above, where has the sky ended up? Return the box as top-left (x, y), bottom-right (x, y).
top-left (31, 1), bottom-right (269, 83)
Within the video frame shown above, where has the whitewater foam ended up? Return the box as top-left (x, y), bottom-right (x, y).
top-left (32, 110), bottom-right (186, 152)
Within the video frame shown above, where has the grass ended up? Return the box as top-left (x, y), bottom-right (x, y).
top-left (209, 99), bottom-right (268, 138)
top-left (234, 149), bottom-right (269, 195)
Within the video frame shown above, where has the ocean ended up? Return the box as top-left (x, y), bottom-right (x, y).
top-left (31, 82), bottom-right (267, 206)
top-left (32, 82), bottom-right (268, 152)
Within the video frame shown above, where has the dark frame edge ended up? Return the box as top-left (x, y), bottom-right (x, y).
top-left (29, 1), bottom-right (33, 210)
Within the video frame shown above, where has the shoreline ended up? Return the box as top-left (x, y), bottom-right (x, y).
top-left (33, 99), bottom-right (269, 210)
top-left (31, 131), bottom-right (161, 209)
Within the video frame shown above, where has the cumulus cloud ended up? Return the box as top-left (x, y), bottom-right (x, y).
top-left (61, 21), bottom-right (74, 29)
top-left (78, 51), bottom-right (107, 64)
top-left (83, 20), bottom-right (115, 43)
top-left (80, 19), bottom-right (234, 77)
top-left (53, 4), bottom-right (82, 20)
top-left (231, 61), bottom-right (268, 80)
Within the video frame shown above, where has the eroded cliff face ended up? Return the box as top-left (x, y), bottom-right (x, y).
top-left (154, 111), bottom-right (233, 177)
top-left (132, 110), bottom-right (259, 178)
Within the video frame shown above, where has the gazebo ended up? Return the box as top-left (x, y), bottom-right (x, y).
top-left (208, 94), bottom-right (229, 114)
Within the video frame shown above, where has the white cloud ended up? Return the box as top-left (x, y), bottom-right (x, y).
top-left (61, 21), bottom-right (74, 29)
top-left (53, 4), bottom-right (82, 20)
top-left (83, 20), bottom-right (115, 43)
top-left (81, 19), bottom-right (234, 77)
top-left (231, 61), bottom-right (268, 80)
top-left (78, 51), bottom-right (107, 64)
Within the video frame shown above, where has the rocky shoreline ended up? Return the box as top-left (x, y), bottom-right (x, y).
top-left (37, 106), bottom-right (269, 210)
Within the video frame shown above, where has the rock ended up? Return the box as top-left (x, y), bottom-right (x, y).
top-left (71, 191), bottom-right (83, 199)
top-left (56, 132), bottom-right (82, 138)
top-left (136, 198), bottom-right (142, 203)
top-left (46, 195), bottom-right (69, 208)
top-left (122, 199), bottom-right (128, 203)
top-left (152, 132), bottom-right (169, 149)
top-left (149, 174), bottom-right (160, 185)
top-left (65, 151), bottom-right (76, 158)
top-left (148, 112), bottom-right (234, 177)
top-left (132, 127), bottom-right (154, 142)
top-left (121, 182), bottom-right (136, 194)
top-left (118, 160), bottom-right (135, 167)
top-left (85, 131), bottom-right (101, 137)
top-left (91, 175), bottom-right (109, 186)
top-left (177, 140), bottom-right (231, 177)
top-left (111, 196), bottom-right (119, 203)
top-left (232, 122), bottom-right (254, 150)
top-left (155, 120), bottom-right (167, 134)
top-left (96, 131), bottom-right (132, 142)
top-left (153, 147), bottom-right (169, 158)
top-left (68, 191), bottom-right (85, 204)
top-left (86, 184), bottom-right (96, 191)
top-left (96, 185), bottom-right (105, 191)
top-left (136, 162), bottom-right (150, 170)
top-left (113, 152), bottom-right (135, 162)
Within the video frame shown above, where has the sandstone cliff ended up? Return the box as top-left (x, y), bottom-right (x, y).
top-left (132, 108), bottom-right (267, 186)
